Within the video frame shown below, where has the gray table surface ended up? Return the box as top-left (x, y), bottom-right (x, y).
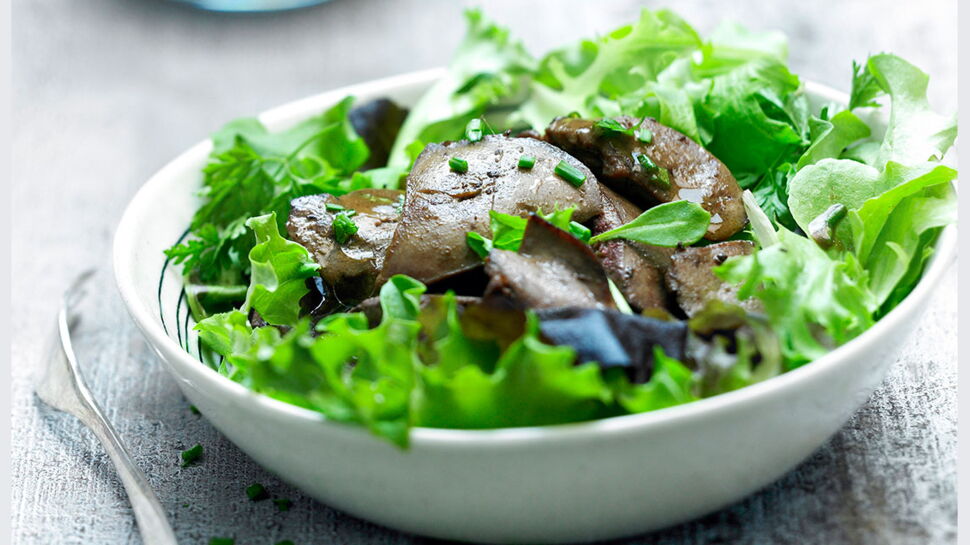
top-left (12, 0), bottom-right (958, 543)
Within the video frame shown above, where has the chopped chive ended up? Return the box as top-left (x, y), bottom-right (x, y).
top-left (465, 118), bottom-right (484, 142)
top-left (653, 167), bottom-right (672, 189)
top-left (246, 483), bottom-right (269, 501)
top-left (449, 157), bottom-right (469, 173)
top-left (180, 444), bottom-right (203, 467)
top-left (325, 203), bottom-right (345, 212)
top-left (274, 498), bottom-right (293, 512)
top-left (634, 152), bottom-right (658, 170)
top-left (636, 127), bottom-right (653, 143)
top-left (189, 405), bottom-right (200, 415)
top-left (825, 203), bottom-right (848, 227)
top-left (634, 152), bottom-right (671, 189)
top-left (809, 203), bottom-right (848, 250)
top-left (344, 209), bottom-right (357, 218)
top-left (554, 160), bottom-right (586, 187)
top-left (209, 539), bottom-right (234, 545)
top-left (332, 212), bottom-right (358, 244)
top-left (518, 155), bottom-right (536, 169)
top-left (568, 221), bottom-right (592, 243)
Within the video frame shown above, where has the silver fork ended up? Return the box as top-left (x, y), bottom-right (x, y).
top-left (35, 270), bottom-right (178, 545)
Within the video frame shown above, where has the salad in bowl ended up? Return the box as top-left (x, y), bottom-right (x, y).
top-left (160, 8), bottom-right (957, 449)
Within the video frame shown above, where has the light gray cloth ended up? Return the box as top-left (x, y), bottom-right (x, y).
top-left (12, 0), bottom-right (956, 543)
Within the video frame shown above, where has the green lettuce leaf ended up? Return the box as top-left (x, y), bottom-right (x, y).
top-left (795, 109), bottom-right (871, 169)
top-left (414, 314), bottom-right (613, 429)
top-left (243, 213), bottom-right (320, 327)
top-left (611, 347), bottom-right (696, 413)
top-left (516, 9), bottom-right (701, 129)
top-left (862, 193), bottom-right (954, 314)
top-left (863, 54), bottom-right (958, 168)
top-left (387, 9), bottom-right (534, 167)
top-left (847, 164), bottom-right (957, 310)
top-left (696, 58), bottom-right (807, 177)
top-left (788, 53), bottom-right (957, 297)
top-left (715, 228), bottom-right (874, 367)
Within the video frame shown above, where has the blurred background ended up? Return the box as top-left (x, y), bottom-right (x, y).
top-left (12, 1), bottom-right (957, 544)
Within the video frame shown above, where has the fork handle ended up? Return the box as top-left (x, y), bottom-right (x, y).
top-left (54, 320), bottom-right (179, 545)
top-left (74, 404), bottom-right (179, 545)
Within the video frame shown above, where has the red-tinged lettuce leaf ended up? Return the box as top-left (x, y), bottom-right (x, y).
top-left (535, 307), bottom-right (688, 384)
top-left (685, 300), bottom-right (783, 396)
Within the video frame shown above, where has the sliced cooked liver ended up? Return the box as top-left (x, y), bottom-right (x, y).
top-left (591, 187), bottom-right (674, 312)
top-left (287, 188), bottom-right (402, 303)
top-left (665, 241), bottom-right (762, 317)
top-left (483, 215), bottom-right (616, 310)
top-left (545, 116), bottom-right (746, 240)
top-left (379, 134), bottom-right (603, 285)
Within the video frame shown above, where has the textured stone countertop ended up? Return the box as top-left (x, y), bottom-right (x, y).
top-left (12, 0), bottom-right (957, 543)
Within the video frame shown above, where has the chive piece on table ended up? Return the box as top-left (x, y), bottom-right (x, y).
top-left (189, 405), bottom-right (200, 415)
top-left (209, 539), bottom-right (234, 545)
top-left (449, 157), bottom-right (469, 173)
top-left (332, 212), bottom-right (359, 244)
top-left (274, 498), bottom-right (293, 512)
top-left (180, 444), bottom-right (203, 467)
top-left (246, 483), bottom-right (269, 502)
top-left (518, 155), bottom-right (536, 169)
top-left (465, 118), bottom-right (484, 142)
top-left (554, 160), bottom-right (586, 187)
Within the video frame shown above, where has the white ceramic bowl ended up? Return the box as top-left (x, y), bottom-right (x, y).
top-left (113, 68), bottom-right (956, 544)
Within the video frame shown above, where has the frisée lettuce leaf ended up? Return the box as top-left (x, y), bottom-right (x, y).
top-left (386, 9), bottom-right (535, 167)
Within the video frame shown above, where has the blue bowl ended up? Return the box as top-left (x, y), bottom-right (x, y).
top-left (172, 0), bottom-right (330, 12)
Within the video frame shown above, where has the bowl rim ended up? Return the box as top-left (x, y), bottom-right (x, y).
top-left (113, 68), bottom-right (958, 446)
